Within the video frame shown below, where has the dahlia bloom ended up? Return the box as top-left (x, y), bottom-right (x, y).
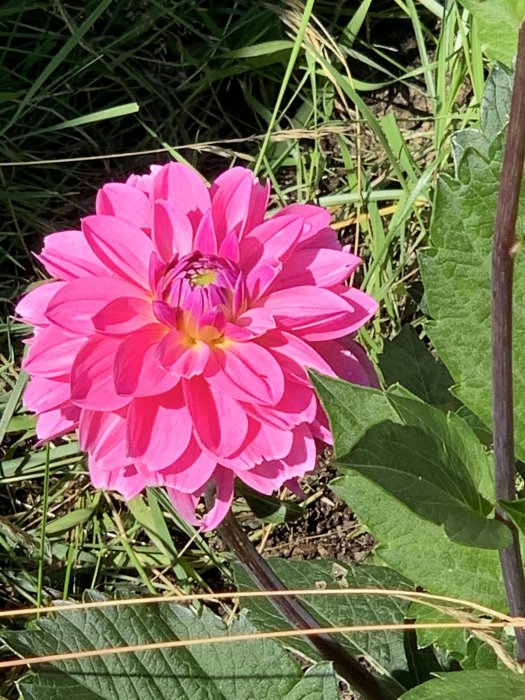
top-left (17, 163), bottom-right (377, 529)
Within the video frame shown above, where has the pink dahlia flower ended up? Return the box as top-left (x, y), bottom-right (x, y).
top-left (17, 163), bottom-right (377, 529)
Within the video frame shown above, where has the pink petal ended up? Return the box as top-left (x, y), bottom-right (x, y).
top-left (276, 248), bottom-right (361, 289)
top-left (218, 231), bottom-right (240, 262)
top-left (89, 459), bottom-right (146, 500)
top-left (312, 337), bottom-right (379, 387)
top-left (126, 390), bottom-right (193, 469)
top-left (225, 307), bottom-right (276, 341)
top-left (246, 379), bottom-right (317, 429)
top-left (245, 261), bottom-right (281, 299)
top-left (96, 183), bottom-right (151, 230)
top-left (157, 330), bottom-right (211, 378)
top-left (113, 324), bottom-right (179, 397)
top-left (70, 335), bottom-right (130, 411)
top-left (35, 404), bottom-right (79, 441)
top-left (240, 215), bottom-right (304, 270)
top-left (261, 286), bottom-right (367, 341)
top-left (166, 488), bottom-right (200, 526)
top-left (16, 282), bottom-right (66, 327)
top-left (24, 375), bottom-right (70, 413)
top-left (45, 277), bottom-right (146, 335)
top-left (23, 326), bottom-right (85, 378)
top-left (193, 209), bottom-right (218, 255)
top-left (259, 330), bottom-right (335, 380)
top-left (152, 162), bottom-right (210, 229)
top-left (161, 438), bottom-right (216, 493)
top-left (223, 420), bottom-right (294, 470)
top-left (152, 200), bottom-right (193, 262)
top-left (184, 376), bottom-right (248, 458)
top-left (200, 467), bottom-right (235, 531)
top-left (208, 341), bottom-right (285, 404)
top-left (210, 167), bottom-right (269, 243)
top-left (93, 297), bottom-right (155, 335)
top-left (82, 215), bottom-right (153, 288)
top-left (274, 203), bottom-right (331, 244)
top-left (39, 230), bottom-right (113, 280)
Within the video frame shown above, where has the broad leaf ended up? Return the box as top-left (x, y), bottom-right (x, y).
top-left (421, 63), bottom-right (525, 461)
top-left (458, 1), bottom-right (525, 65)
top-left (3, 595), bottom-right (338, 700)
top-left (498, 498), bottom-right (525, 536)
top-left (332, 472), bottom-right (505, 609)
top-left (283, 662), bottom-right (339, 700)
top-left (234, 558), bottom-right (412, 693)
top-left (399, 670), bottom-right (525, 699)
top-left (379, 325), bottom-right (453, 408)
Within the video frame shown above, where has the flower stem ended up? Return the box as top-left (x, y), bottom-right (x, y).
top-left (492, 22), bottom-right (525, 663)
top-left (218, 512), bottom-right (399, 700)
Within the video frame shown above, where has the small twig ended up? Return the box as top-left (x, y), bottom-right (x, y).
top-left (217, 512), bottom-right (399, 700)
top-left (492, 22), bottom-right (525, 663)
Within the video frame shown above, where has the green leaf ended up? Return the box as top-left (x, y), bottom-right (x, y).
top-left (378, 325), bottom-right (453, 408)
top-left (421, 63), bottom-right (525, 461)
top-left (45, 507), bottom-right (94, 536)
top-left (332, 473), bottom-right (505, 609)
top-left (399, 670), bottom-right (525, 699)
top-left (457, 1), bottom-right (525, 65)
top-left (240, 485), bottom-right (303, 524)
top-left (3, 595), bottom-right (337, 700)
top-left (283, 662), bottom-right (339, 700)
top-left (234, 558), bottom-right (411, 692)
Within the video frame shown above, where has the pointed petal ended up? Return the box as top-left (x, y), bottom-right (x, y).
top-left (193, 209), bottom-right (218, 254)
top-left (166, 488), bottom-right (200, 526)
top-left (157, 330), bottom-right (211, 378)
top-left (225, 307), bottom-right (275, 341)
top-left (96, 183), bottom-right (151, 229)
top-left (113, 324), bottom-right (178, 397)
top-left (39, 230), bottom-right (113, 279)
top-left (277, 248), bottom-right (361, 289)
top-left (200, 467), bottom-right (235, 531)
top-left (36, 404), bottom-right (79, 441)
top-left (16, 282), bottom-right (66, 326)
top-left (93, 297), bottom-right (155, 335)
top-left (70, 335), bottom-right (130, 410)
top-left (162, 438), bottom-right (216, 493)
top-left (152, 162), bottom-right (210, 228)
top-left (23, 326), bottom-right (85, 378)
top-left (24, 375), bottom-right (70, 413)
top-left (184, 376), bottom-right (248, 457)
top-left (274, 203), bottom-right (331, 244)
top-left (240, 215), bottom-right (304, 270)
top-left (82, 215), bottom-right (153, 288)
top-left (152, 199), bottom-right (193, 262)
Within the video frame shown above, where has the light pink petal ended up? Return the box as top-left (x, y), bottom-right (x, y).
top-left (276, 248), bottom-right (361, 289)
top-left (245, 261), bottom-right (282, 299)
top-left (89, 459), bottom-right (146, 500)
top-left (157, 331), bottom-right (211, 379)
top-left (246, 379), bottom-right (317, 429)
top-left (223, 420), bottom-right (294, 470)
top-left (274, 203), bottom-right (331, 244)
top-left (152, 162), bottom-right (210, 229)
top-left (70, 335), bottom-right (130, 411)
top-left (45, 277), bottom-right (145, 335)
top-left (126, 390), bottom-right (193, 469)
top-left (200, 467), bottom-right (235, 531)
top-left (312, 337), bottom-right (380, 388)
top-left (96, 183), bottom-right (151, 230)
top-left (261, 286), bottom-right (368, 341)
top-left (23, 326), bottom-right (85, 378)
top-left (93, 297), bottom-right (155, 335)
top-left (218, 231), bottom-right (240, 262)
top-left (152, 200), bottom-right (193, 262)
top-left (259, 330), bottom-right (335, 381)
top-left (166, 488), bottom-right (200, 526)
top-left (113, 324), bottom-right (179, 397)
top-left (193, 209), bottom-right (218, 255)
top-left (161, 439), bottom-right (216, 493)
top-left (79, 409), bottom-right (125, 455)
top-left (240, 215), bottom-right (304, 270)
top-left (24, 375), bottom-right (70, 413)
top-left (126, 165), bottom-right (162, 195)
top-left (225, 307), bottom-right (276, 341)
top-left (16, 282), bottom-right (66, 327)
top-left (184, 376), bottom-right (248, 458)
top-left (36, 404), bottom-right (79, 441)
top-left (82, 215), bottom-right (153, 288)
top-left (211, 341), bottom-right (285, 404)
top-left (39, 230), bottom-right (113, 280)
top-left (278, 423), bottom-right (317, 480)
top-left (211, 167), bottom-right (261, 241)
top-left (235, 461), bottom-right (281, 494)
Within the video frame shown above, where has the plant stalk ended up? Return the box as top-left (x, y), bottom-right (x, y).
top-left (492, 22), bottom-right (525, 663)
top-left (217, 512), bottom-right (398, 700)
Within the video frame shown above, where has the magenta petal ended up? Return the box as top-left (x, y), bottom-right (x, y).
top-left (46, 277), bottom-right (145, 335)
top-left (162, 439), bottom-right (216, 493)
top-left (127, 390), bottom-right (193, 469)
top-left (210, 167), bottom-right (257, 240)
top-left (274, 203), bottom-right (330, 244)
top-left (23, 326), bottom-right (85, 378)
top-left (93, 297), bottom-right (155, 335)
top-left (96, 183), bottom-right (151, 230)
top-left (193, 209), bottom-right (218, 254)
top-left (16, 282), bottom-right (66, 327)
top-left (157, 331), bottom-right (211, 378)
top-left (225, 307), bottom-right (275, 341)
top-left (240, 215), bottom-right (303, 270)
top-left (89, 458), bottom-right (146, 500)
top-left (153, 200), bottom-right (193, 262)
top-left (166, 488), bottom-right (200, 526)
top-left (152, 163), bottom-right (210, 229)
top-left (70, 335), bottom-right (130, 411)
top-left (276, 248), bottom-right (361, 289)
top-left (36, 405), bottom-right (79, 441)
top-left (39, 230), bottom-right (112, 280)
top-left (200, 467), bottom-right (235, 531)
top-left (24, 375), bottom-right (70, 413)
top-left (113, 324), bottom-right (179, 397)
top-left (82, 215), bottom-right (153, 288)
top-left (184, 376), bottom-right (248, 457)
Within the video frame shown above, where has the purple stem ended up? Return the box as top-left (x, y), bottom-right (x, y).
top-left (492, 22), bottom-right (525, 663)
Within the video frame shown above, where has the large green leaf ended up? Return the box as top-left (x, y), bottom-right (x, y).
top-left (234, 558), bottom-right (412, 693)
top-left (421, 63), bottom-right (525, 461)
top-left (2, 595), bottom-right (338, 700)
top-left (332, 472), bottom-right (505, 610)
top-left (399, 670), bottom-right (525, 699)
top-left (458, 1), bottom-right (525, 65)
top-left (378, 325), bottom-right (453, 408)
top-left (312, 373), bottom-right (506, 549)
